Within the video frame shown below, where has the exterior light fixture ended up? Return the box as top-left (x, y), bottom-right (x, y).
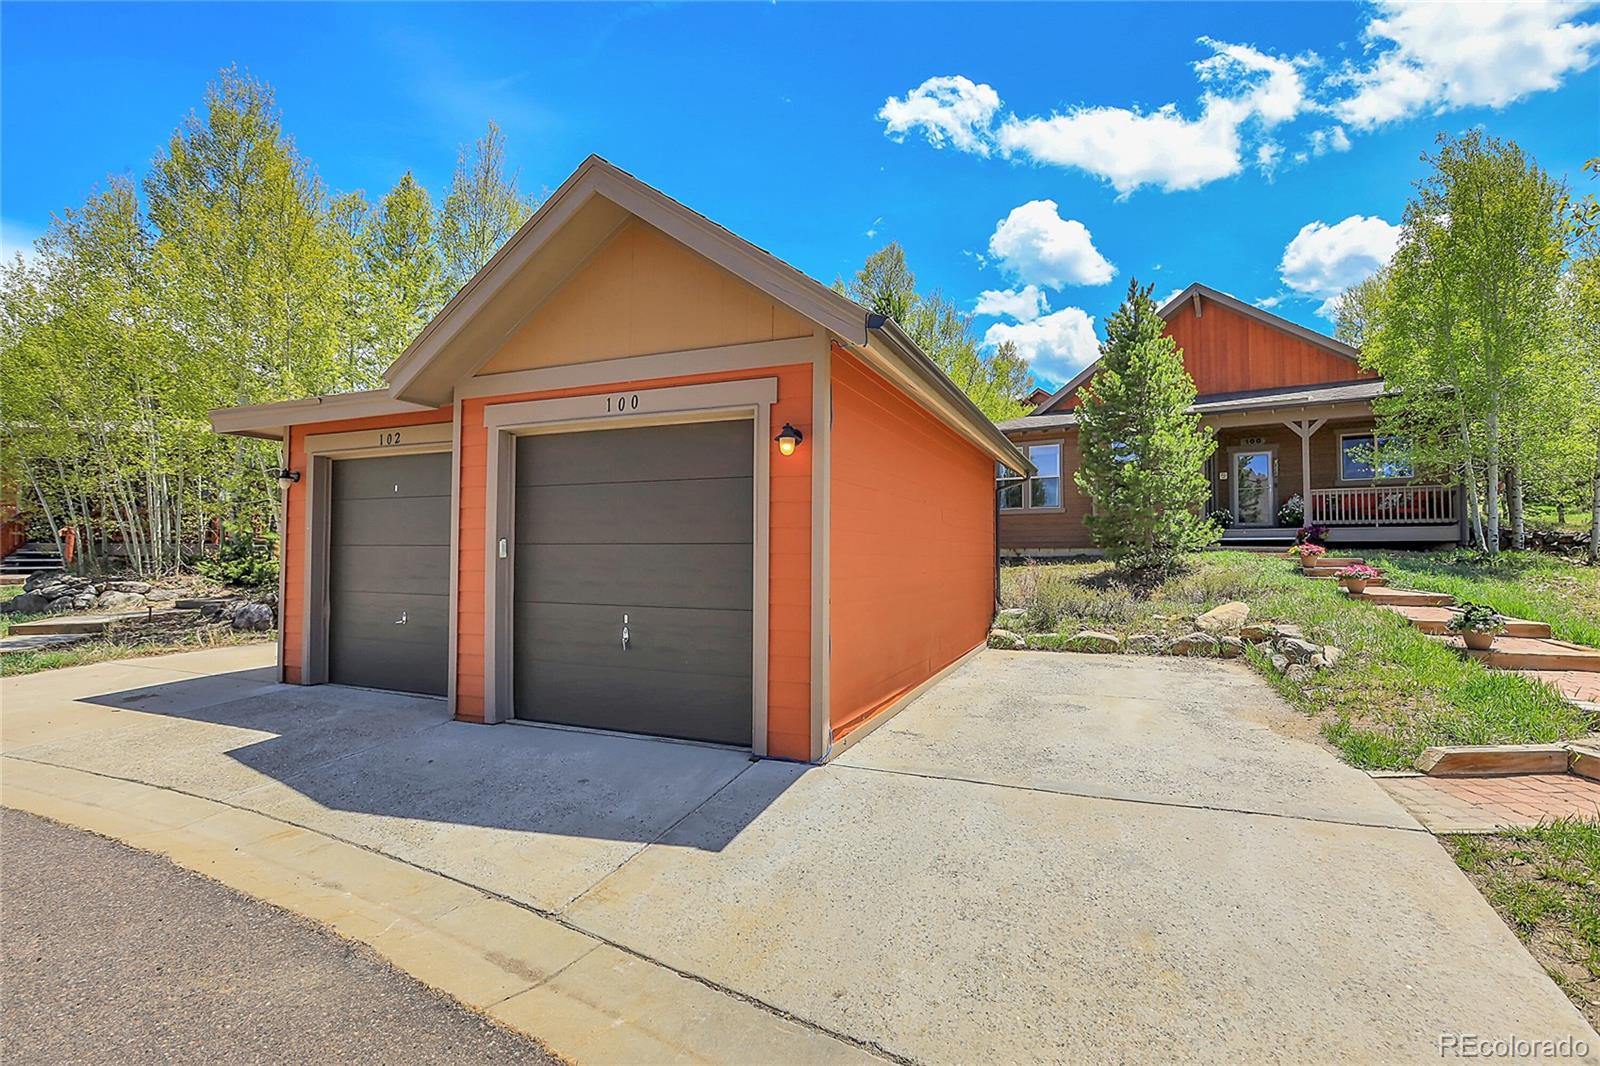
top-left (273, 468), bottom-right (302, 487)
top-left (775, 423), bottom-right (804, 456)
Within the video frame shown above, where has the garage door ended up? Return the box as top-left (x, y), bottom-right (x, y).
top-left (512, 420), bottom-right (753, 745)
top-left (328, 452), bottom-right (451, 696)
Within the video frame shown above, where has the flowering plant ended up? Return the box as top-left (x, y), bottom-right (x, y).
top-left (1297, 524), bottom-right (1330, 546)
top-left (1446, 602), bottom-right (1505, 634)
top-left (1287, 543), bottom-right (1327, 560)
top-left (1335, 564), bottom-right (1381, 580)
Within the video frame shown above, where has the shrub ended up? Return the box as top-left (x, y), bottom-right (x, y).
top-left (1277, 494), bottom-right (1305, 527)
top-left (1208, 509), bottom-right (1234, 530)
top-left (196, 523), bottom-right (278, 590)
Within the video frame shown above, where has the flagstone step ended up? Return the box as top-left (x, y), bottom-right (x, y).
top-left (1299, 557), bottom-right (1365, 570)
top-left (1450, 635), bottom-right (1600, 673)
top-left (1382, 604), bottom-right (1551, 638)
top-left (1348, 587), bottom-right (1455, 607)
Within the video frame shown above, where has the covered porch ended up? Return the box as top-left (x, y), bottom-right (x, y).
top-left (1197, 382), bottom-right (1463, 547)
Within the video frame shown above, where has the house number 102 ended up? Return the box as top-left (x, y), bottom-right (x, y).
top-left (606, 393), bottom-right (640, 413)
top-left (377, 430), bottom-right (403, 446)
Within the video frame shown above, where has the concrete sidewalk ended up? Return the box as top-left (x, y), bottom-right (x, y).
top-left (2, 644), bottom-right (1595, 1064)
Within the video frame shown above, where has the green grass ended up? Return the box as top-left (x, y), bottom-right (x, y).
top-left (1448, 819), bottom-right (1600, 1026)
top-left (1000, 551), bottom-right (1597, 770)
top-left (1365, 550), bottom-right (1600, 647)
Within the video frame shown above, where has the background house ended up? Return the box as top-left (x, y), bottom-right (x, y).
top-left (997, 284), bottom-right (1465, 556)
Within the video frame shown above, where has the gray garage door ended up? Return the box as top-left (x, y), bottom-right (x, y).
top-left (512, 420), bottom-right (753, 745)
top-left (328, 452), bottom-right (451, 696)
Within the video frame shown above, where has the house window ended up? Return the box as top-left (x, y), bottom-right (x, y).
top-left (1340, 433), bottom-right (1413, 481)
top-left (999, 443), bottom-right (1063, 510)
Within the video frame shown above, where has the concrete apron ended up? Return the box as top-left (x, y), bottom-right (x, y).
top-left (3, 644), bottom-right (1598, 1065)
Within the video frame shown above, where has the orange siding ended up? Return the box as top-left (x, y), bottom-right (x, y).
top-left (456, 363), bottom-right (814, 759)
top-left (1164, 299), bottom-right (1373, 396)
top-left (281, 407), bottom-right (454, 684)
top-left (829, 348), bottom-right (994, 741)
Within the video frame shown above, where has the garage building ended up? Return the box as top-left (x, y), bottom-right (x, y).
top-left (212, 156), bottom-right (1028, 761)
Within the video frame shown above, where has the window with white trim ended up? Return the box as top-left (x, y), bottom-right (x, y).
top-left (999, 442), bottom-right (1063, 510)
top-left (1339, 432), bottom-right (1413, 481)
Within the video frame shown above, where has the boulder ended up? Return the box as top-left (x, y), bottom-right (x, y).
top-left (1126, 634), bottom-right (1164, 655)
top-left (229, 602), bottom-right (275, 631)
top-left (1239, 622), bottom-right (1278, 642)
top-left (988, 628), bottom-right (1026, 650)
top-left (1166, 632), bottom-right (1220, 657)
top-left (1065, 630), bottom-right (1123, 654)
top-left (1217, 636), bottom-right (1246, 659)
top-left (22, 569), bottom-right (67, 593)
top-left (144, 587), bottom-right (181, 602)
top-left (1196, 601), bottom-right (1250, 634)
top-left (68, 592), bottom-right (97, 610)
top-left (102, 580), bottom-right (152, 595)
top-left (1269, 652), bottom-right (1289, 674)
top-left (1276, 637), bottom-right (1323, 665)
top-left (1321, 645), bottom-right (1344, 669)
top-left (2, 591), bottom-right (54, 614)
top-left (95, 590), bottom-right (149, 613)
top-left (1274, 623), bottom-right (1306, 640)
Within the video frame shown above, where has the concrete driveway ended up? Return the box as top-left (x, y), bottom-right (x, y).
top-left (2, 645), bottom-right (1595, 1064)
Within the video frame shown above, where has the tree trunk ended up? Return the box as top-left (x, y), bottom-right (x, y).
top-left (1590, 429), bottom-right (1600, 565)
top-left (1506, 462), bottom-right (1525, 551)
top-left (19, 458), bottom-right (63, 560)
top-left (1484, 403), bottom-right (1501, 554)
top-left (1457, 413), bottom-right (1488, 551)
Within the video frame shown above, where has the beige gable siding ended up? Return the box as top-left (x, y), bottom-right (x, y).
top-left (477, 218), bottom-right (815, 375)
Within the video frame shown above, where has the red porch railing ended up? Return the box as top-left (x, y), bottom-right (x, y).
top-left (1308, 485), bottom-right (1457, 526)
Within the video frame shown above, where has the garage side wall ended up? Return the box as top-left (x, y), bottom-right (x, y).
top-left (828, 348), bottom-right (995, 741)
top-left (456, 363), bottom-right (815, 760)
top-left (282, 408), bottom-right (455, 684)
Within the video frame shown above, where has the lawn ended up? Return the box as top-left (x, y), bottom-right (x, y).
top-left (1364, 550), bottom-right (1600, 647)
top-left (999, 551), bottom-right (1597, 770)
top-left (0, 584), bottom-right (273, 677)
top-left (1449, 820), bottom-right (1600, 1027)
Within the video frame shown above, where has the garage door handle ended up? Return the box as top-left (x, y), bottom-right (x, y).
top-left (621, 614), bottom-right (630, 651)
top-left (395, 611), bottom-right (408, 626)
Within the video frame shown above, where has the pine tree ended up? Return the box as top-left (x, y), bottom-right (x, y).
top-left (1074, 280), bottom-right (1217, 572)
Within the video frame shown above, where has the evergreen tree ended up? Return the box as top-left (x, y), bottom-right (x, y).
top-left (439, 121), bottom-right (537, 288)
top-left (1074, 281), bottom-right (1217, 572)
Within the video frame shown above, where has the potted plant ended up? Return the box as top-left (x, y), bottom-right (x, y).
top-left (1288, 542), bottom-right (1327, 569)
top-left (1335, 563), bottom-right (1382, 593)
top-left (1447, 602), bottom-right (1505, 650)
top-left (1296, 523), bottom-right (1330, 547)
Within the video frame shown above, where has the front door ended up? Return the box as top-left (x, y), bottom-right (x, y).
top-left (1232, 450), bottom-right (1275, 527)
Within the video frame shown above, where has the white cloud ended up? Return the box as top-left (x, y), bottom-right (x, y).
top-left (987, 200), bottom-right (1115, 288)
top-left (881, 39), bottom-right (1312, 196)
top-left (975, 285), bottom-right (1048, 322)
top-left (1333, 1), bottom-right (1600, 129)
top-left (1308, 125), bottom-right (1352, 156)
top-left (865, 215), bottom-right (883, 239)
top-left (984, 307), bottom-right (1101, 381)
top-left (1279, 214), bottom-right (1402, 319)
top-left (878, 75), bottom-right (1001, 155)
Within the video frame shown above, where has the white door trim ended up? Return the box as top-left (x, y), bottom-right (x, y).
top-left (1230, 448), bottom-right (1277, 528)
top-left (481, 377), bottom-right (777, 755)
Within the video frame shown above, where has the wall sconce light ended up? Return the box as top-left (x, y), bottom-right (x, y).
top-left (273, 468), bottom-right (302, 487)
top-left (775, 423), bottom-right (804, 456)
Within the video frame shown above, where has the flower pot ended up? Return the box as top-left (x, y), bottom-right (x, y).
top-left (1461, 630), bottom-right (1496, 650)
top-left (1340, 578), bottom-right (1369, 594)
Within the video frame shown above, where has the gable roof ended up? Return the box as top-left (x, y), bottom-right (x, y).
top-left (1029, 282), bottom-right (1363, 416)
top-left (213, 155), bottom-right (1027, 472)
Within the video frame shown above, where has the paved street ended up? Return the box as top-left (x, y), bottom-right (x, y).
top-left (1, 808), bottom-right (559, 1065)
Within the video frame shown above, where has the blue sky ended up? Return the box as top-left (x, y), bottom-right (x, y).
top-left (3, 2), bottom-right (1597, 389)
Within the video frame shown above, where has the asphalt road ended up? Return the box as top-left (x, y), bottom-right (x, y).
top-left (0, 808), bottom-right (561, 1065)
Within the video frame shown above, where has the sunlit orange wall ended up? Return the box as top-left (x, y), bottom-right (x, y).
top-left (828, 347), bottom-right (994, 740)
top-left (455, 363), bottom-right (814, 758)
top-left (281, 407), bottom-right (454, 684)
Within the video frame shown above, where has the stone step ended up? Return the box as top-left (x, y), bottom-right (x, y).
top-left (1382, 604), bottom-right (1552, 638)
top-left (1349, 587), bottom-right (1455, 607)
top-left (1302, 564), bottom-right (1378, 577)
top-left (1451, 636), bottom-right (1600, 673)
top-left (1304, 556), bottom-right (1366, 569)
top-left (0, 632), bottom-right (91, 654)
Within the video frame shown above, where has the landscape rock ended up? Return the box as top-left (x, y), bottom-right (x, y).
top-left (68, 592), bottom-right (97, 610)
top-left (21, 569), bottom-right (67, 593)
top-left (144, 588), bottom-right (180, 603)
top-left (102, 580), bottom-right (152, 595)
top-left (1269, 652), bottom-right (1289, 674)
top-left (1239, 622), bottom-right (1278, 642)
top-left (229, 602), bottom-right (275, 631)
top-left (1284, 664), bottom-right (1314, 684)
top-left (2, 591), bottom-right (54, 614)
top-left (1196, 601), bottom-right (1250, 634)
top-left (1322, 645), bottom-right (1345, 668)
top-left (1166, 631), bottom-right (1220, 657)
top-left (95, 590), bottom-right (149, 613)
top-left (988, 628), bottom-right (1026, 650)
top-left (1309, 653), bottom-right (1328, 670)
top-left (1274, 623), bottom-right (1306, 640)
top-left (1126, 634), bottom-right (1164, 655)
top-left (1276, 637), bottom-right (1323, 665)
top-left (1065, 630), bottom-right (1123, 654)
top-left (1217, 636), bottom-right (1246, 659)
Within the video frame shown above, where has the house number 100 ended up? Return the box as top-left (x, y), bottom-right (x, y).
top-left (606, 393), bottom-right (640, 413)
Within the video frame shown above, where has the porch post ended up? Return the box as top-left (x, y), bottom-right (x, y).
top-left (1283, 418), bottom-right (1326, 520)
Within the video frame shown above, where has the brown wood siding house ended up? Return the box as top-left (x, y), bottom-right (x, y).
top-left (998, 284), bottom-right (1465, 555)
